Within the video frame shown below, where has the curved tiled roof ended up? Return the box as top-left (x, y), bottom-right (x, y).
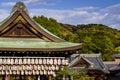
top-left (0, 38), bottom-right (82, 51)
top-left (69, 54), bottom-right (109, 74)
top-left (0, 2), bottom-right (82, 52)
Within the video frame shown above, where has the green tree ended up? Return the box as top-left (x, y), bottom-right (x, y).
top-left (115, 46), bottom-right (120, 53)
top-left (81, 36), bottom-right (97, 53)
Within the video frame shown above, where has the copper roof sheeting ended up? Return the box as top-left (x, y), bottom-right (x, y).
top-left (0, 2), bottom-right (82, 52)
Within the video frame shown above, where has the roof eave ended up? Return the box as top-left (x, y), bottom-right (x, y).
top-left (0, 44), bottom-right (82, 52)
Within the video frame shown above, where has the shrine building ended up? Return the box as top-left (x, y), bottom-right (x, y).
top-left (0, 2), bottom-right (82, 80)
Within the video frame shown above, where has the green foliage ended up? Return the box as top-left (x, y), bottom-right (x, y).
top-left (33, 16), bottom-right (64, 39)
top-left (115, 46), bottom-right (120, 53)
top-left (71, 71), bottom-right (89, 80)
top-left (54, 66), bottom-right (88, 80)
top-left (53, 66), bottom-right (71, 80)
top-left (33, 15), bottom-right (120, 61)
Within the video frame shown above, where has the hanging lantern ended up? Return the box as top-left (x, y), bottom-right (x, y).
top-left (10, 59), bottom-right (14, 64)
top-left (25, 70), bottom-right (28, 75)
top-left (34, 65), bottom-right (37, 70)
top-left (29, 65), bottom-right (33, 70)
top-left (3, 58), bottom-right (6, 64)
top-left (14, 65), bottom-right (17, 70)
top-left (2, 70), bottom-right (5, 75)
top-left (49, 59), bottom-right (53, 65)
top-left (45, 65), bottom-right (48, 70)
top-left (0, 58), bottom-right (2, 64)
top-left (41, 65), bottom-right (44, 70)
top-left (40, 70), bottom-right (43, 75)
top-left (43, 59), bottom-right (46, 64)
top-left (37, 65), bottom-right (41, 70)
top-left (35, 58), bottom-right (38, 64)
top-left (18, 65), bottom-right (22, 70)
top-left (39, 59), bottom-right (42, 64)
top-left (23, 58), bottom-right (27, 64)
top-left (13, 71), bottom-right (16, 75)
top-left (18, 58), bottom-right (22, 64)
top-left (57, 59), bottom-right (61, 65)
top-left (48, 66), bottom-right (51, 70)
top-left (2, 65), bottom-right (5, 70)
top-left (62, 59), bottom-right (65, 65)
top-left (15, 59), bottom-right (18, 64)
top-left (44, 70), bottom-right (47, 75)
top-left (48, 71), bottom-right (50, 75)
top-left (0, 66), bottom-right (2, 70)
top-left (9, 70), bottom-right (12, 75)
top-left (26, 65), bottom-right (29, 70)
top-left (53, 72), bottom-right (56, 77)
top-left (52, 65), bottom-right (55, 70)
top-left (21, 70), bottom-right (24, 75)
top-left (17, 70), bottom-right (20, 75)
top-left (46, 59), bottom-right (50, 64)
top-left (36, 70), bottom-right (39, 75)
top-left (7, 58), bottom-right (10, 64)
top-left (50, 70), bottom-right (53, 75)
top-left (54, 59), bottom-right (57, 65)
top-left (28, 71), bottom-right (32, 75)
top-left (27, 58), bottom-right (30, 64)
top-left (22, 65), bottom-right (26, 70)
top-left (56, 65), bottom-right (59, 70)
top-left (33, 70), bottom-right (35, 75)
top-left (65, 59), bottom-right (69, 65)
top-left (6, 70), bottom-right (9, 75)
top-left (31, 58), bottom-right (34, 64)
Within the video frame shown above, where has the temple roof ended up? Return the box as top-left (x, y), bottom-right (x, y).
top-left (0, 2), bottom-right (82, 52)
top-left (69, 54), bottom-right (109, 73)
top-left (113, 53), bottom-right (120, 58)
top-left (0, 38), bottom-right (82, 51)
top-left (104, 61), bottom-right (120, 71)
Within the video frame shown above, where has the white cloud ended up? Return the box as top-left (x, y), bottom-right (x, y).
top-left (101, 4), bottom-right (120, 14)
top-left (74, 6), bottom-right (98, 11)
top-left (23, 0), bottom-right (48, 5)
top-left (29, 7), bottom-right (104, 24)
top-left (0, 9), bottom-right (9, 22)
top-left (0, 2), bottom-right (120, 29)
top-left (1, 2), bottom-right (16, 6)
top-left (1, 0), bottom-right (59, 7)
top-left (29, 4), bottom-right (120, 29)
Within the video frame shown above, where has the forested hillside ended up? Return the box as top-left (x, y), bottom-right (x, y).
top-left (33, 16), bottom-right (120, 61)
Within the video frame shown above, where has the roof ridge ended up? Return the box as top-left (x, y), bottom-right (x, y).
top-left (80, 54), bottom-right (100, 57)
top-left (11, 2), bottom-right (28, 14)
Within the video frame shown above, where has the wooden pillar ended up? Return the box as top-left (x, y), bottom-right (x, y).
top-left (48, 75), bottom-right (52, 80)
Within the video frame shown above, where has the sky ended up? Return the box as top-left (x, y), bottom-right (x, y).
top-left (0, 0), bottom-right (120, 29)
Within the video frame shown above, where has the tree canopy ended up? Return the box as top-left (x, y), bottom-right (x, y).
top-left (33, 15), bottom-right (120, 61)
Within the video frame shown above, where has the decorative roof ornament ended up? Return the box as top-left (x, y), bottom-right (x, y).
top-left (11, 1), bottom-right (28, 14)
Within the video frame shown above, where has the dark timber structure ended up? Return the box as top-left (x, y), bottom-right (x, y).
top-left (0, 2), bottom-right (82, 80)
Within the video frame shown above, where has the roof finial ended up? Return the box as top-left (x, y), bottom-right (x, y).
top-left (11, 1), bottom-right (28, 14)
